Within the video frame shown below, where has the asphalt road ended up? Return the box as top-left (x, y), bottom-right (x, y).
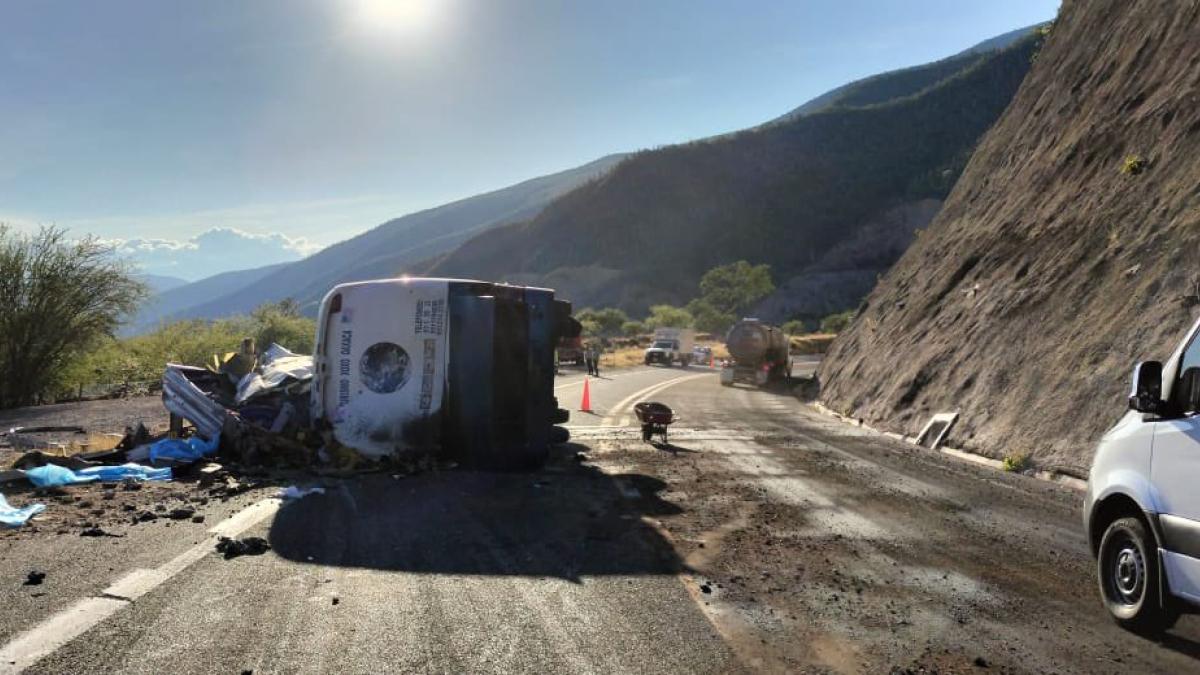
top-left (3, 361), bottom-right (1200, 673)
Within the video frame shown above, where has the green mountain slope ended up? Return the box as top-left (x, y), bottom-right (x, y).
top-left (768, 24), bottom-right (1040, 124)
top-left (430, 34), bottom-right (1040, 314)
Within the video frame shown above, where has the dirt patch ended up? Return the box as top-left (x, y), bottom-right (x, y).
top-left (0, 396), bottom-right (168, 467)
top-left (577, 384), bottom-right (1200, 673)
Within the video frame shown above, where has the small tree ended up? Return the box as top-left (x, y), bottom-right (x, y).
top-left (575, 307), bottom-right (628, 337)
top-left (644, 304), bottom-right (693, 330)
top-left (251, 299), bottom-right (316, 353)
top-left (621, 320), bottom-right (646, 337)
top-left (0, 226), bottom-right (147, 407)
top-left (698, 261), bottom-right (774, 316)
top-left (686, 298), bottom-right (735, 335)
top-left (782, 320), bottom-right (805, 335)
top-left (820, 310), bottom-right (856, 334)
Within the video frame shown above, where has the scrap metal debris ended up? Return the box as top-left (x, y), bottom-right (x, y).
top-left (216, 536), bottom-right (271, 559)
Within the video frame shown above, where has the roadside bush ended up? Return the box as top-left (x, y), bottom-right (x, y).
top-left (782, 320), bottom-right (805, 335)
top-left (1002, 452), bottom-right (1031, 473)
top-left (52, 301), bottom-right (316, 400)
top-left (0, 226), bottom-right (147, 407)
top-left (1121, 154), bottom-right (1145, 176)
top-left (575, 307), bottom-right (628, 337)
top-left (621, 320), bottom-right (646, 337)
top-left (819, 310), bottom-right (856, 334)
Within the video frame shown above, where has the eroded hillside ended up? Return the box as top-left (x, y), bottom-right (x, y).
top-left (819, 0), bottom-right (1200, 474)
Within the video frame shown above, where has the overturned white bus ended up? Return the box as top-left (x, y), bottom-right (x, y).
top-left (311, 278), bottom-right (576, 469)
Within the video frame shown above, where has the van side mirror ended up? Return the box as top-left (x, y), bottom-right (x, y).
top-left (1129, 361), bottom-right (1164, 414)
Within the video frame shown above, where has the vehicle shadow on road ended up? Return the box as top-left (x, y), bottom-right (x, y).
top-left (1158, 630), bottom-right (1200, 661)
top-left (267, 443), bottom-right (688, 582)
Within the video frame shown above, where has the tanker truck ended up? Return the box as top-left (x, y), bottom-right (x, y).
top-left (720, 318), bottom-right (792, 387)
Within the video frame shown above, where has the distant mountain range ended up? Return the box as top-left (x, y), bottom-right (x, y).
top-left (130, 24), bottom-right (1043, 330)
top-left (128, 154), bottom-right (626, 331)
top-left (135, 274), bottom-right (188, 295)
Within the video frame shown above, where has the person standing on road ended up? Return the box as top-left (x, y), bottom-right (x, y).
top-left (592, 342), bottom-right (602, 377)
top-left (584, 343), bottom-right (596, 376)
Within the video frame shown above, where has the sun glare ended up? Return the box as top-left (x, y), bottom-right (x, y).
top-left (351, 0), bottom-right (439, 38)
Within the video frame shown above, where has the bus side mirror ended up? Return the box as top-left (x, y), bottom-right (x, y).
top-left (1129, 361), bottom-right (1164, 414)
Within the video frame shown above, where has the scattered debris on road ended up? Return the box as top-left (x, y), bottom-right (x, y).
top-left (23, 570), bottom-right (45, 586)
top-left (277, 485), bottom-right (325, 500)
top-left (216, 535), bottom-right (271, 559)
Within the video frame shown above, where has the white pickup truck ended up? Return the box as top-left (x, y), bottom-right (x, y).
top-left (1086, 314), bottom-right (1200, 634)
top-left (643, 328), bottom-right (695, 367)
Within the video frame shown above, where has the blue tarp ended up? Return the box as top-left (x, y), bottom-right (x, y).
top-left (148, 434), bottom-right (220, 464)
top-left (79, 463), bottom-right (172, 482)
top-left (0, 493), bottom-right (46, 527)
top-left (25, 464), bottom-right (100, 487)
top-left (25, 462), bottom-right (173, 487)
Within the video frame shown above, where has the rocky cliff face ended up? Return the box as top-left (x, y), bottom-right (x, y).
top-left (818, 1), bottom-right (1200, 475)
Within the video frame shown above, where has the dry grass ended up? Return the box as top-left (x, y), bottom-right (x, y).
top-left (791, 333), bottom-right (837, 355)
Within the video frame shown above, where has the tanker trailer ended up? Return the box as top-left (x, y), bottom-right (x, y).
top-left (720, 319), bottom-right (792, 387)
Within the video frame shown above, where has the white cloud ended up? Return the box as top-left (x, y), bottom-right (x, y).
top-left (108, 227), bottom-right (322, 280)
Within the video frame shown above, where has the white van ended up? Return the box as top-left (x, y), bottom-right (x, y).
top-left (1086, 315), bottom-right (1200, 633)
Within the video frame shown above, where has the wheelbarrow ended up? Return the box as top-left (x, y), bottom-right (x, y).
top-left (634, 401), bottom-right (676, 444)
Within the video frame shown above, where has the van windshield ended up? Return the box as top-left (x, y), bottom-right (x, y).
top-left (653, 340), bottom-right (677, 349)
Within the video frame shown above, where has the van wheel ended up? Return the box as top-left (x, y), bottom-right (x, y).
top-left (1097, 516), bottom-right (1180, 634)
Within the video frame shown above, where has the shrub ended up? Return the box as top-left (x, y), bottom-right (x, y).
top-left (1002, 452), bottom-right (1031, 472)
top-left (781, 320), bottom-right (805, 335)
top-left (1121, 154), bottom-right (1145, 176)
top-left (819, 310), bottom-right (856, 334)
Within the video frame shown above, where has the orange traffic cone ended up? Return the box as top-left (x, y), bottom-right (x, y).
top-left (580, 377), bottom-right (593, 413)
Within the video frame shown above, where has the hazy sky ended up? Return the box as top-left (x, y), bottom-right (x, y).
top-left (1, 0), bottom-right (1057, 277)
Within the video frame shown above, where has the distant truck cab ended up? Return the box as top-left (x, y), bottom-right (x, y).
top-left (1086, 314), bottom-right (1200, 633)
top-left (644, 328), bottom-right (695, 366)
top-left (557, 334), bottom-right (585, 366)
top-left (721, 319), bottom-right (792, 387)
top-left (311, 277), bottom-right (575, 469)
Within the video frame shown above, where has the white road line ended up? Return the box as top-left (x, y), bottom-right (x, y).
top-left (552, 367), bottom-right (653, 391)
top-left (601, 372), bottom-right (711, 426)
top-left (0, 497), bottom-right (282, 674)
